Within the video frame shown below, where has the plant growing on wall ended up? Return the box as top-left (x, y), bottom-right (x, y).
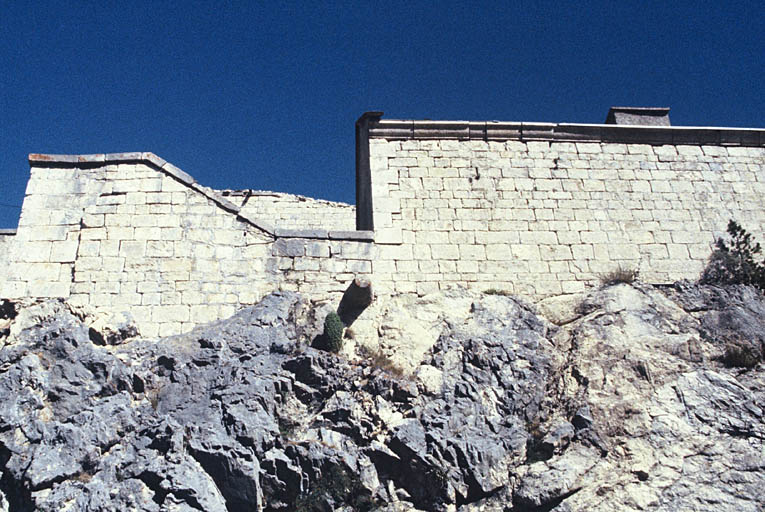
top-left (323, 311), bottom-right (344, 353)
top-left (701, 220), bottom-right (765, 292)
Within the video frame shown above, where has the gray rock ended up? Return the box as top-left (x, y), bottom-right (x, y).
top-left (0, 283), bottom-right (762, 511)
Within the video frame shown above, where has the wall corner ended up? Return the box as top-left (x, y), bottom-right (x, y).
top-left (355, 111), bottom-right (383, 231)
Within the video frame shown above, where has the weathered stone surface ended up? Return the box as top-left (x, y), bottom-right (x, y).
top-left (0, 282), bottom-right (763, 511)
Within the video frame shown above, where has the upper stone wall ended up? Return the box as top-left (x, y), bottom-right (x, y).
top-left (365, 120), bottom-right (765, 297)
top-left (219, 190), bottom-right (355, 231)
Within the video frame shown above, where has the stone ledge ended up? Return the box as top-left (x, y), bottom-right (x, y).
top-left (370, 120), bottom-right (765, 146)
top-left (328, 230), bottom-right (375, 241)
top-left (0, 229), bottom-right (17, 235)
top-left (274, 228), bottom-right (329, 239)
top-left (271, 228), bottom-right (375, 242)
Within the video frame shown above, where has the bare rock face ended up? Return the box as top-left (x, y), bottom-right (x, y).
top-left (0, 283), bottom-right (762, 511)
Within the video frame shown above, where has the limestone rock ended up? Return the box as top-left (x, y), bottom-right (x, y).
top-left (0, 282), bottom-right (762, 511)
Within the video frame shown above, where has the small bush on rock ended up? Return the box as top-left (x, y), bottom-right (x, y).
top-left (721, 339), bottom-right (761, 369)
top-left (323, 312), bottom-right (344, 353)
top-left (357, 344), bottom-right (404, 377)
top-left (701, 220), bottom-right (765, 292)
top-left (600, 267), bottom-right (639, 287)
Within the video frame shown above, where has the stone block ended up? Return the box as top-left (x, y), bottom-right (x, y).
top-left (27, 225), bottom-right (69, 241)
top-left (485, 244), bottom-right (511, 260)
top-left (456, 260), bottom-right (479, 273)
top-left (608, 244), bottom-right (640, 260)
top-left (120, 240), bottom-right (146, 258)
top-left (575, 143), bottom-right (601, 154)
top-left (345, 260), bottom-right (372, 273)
top-left (158, 322), bottom-right (182, 337)
top-left (50, 240), bottom-right (78, 262)
top-left (14, 241), bottom-right (52, 262)
top-left (520, 231), bottom-right (558, 245)
top-left (160, 259), bottom-right (192, 273)
top-left (571, 244), bottom-right (594, 260)
top-left (47, 209), bottom-right (82, 226)
top-left (375, 228), bottom-right (403, 245)
top-left (293, 258), bottom-right (320, 271)
top-left (540, 245), bottom-right (573, 261)
top-left (102, 257), bottom-right (125, 273)
top-left (459, 245), bottom-right (486, 261)
top-left (305, 241), bottom-right (330, 258)
top-left (126, 192), bottom-right (147, 205)
top-left (511, 244), bottom-right (540, 261)
top-left (28, 281), bottom-right (70, 298)
top-left (134, 227), bottom-right (161, 240)
top-left (273, 238), bottom-right (305, 257)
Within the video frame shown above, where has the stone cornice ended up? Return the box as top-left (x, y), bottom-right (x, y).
top-left (369, 120), bottom-right (765, 146)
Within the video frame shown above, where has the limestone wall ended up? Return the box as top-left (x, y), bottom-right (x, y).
top-left (220, 190), bottom-right (355, 231)
top-left (3, 116), bottom-right (765, 334)
top-left (0, 231), bottom-right (15, 285)
top-left (367, 136), bottom-right (765, 297)
top-left (0, 154), bottom-right (373, 337)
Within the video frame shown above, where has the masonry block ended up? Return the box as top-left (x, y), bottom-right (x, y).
top-left (273, 238), bottom-right (305, 257)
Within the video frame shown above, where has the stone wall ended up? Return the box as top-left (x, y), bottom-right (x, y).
top-left (0, 231), bottom-right (15, 285)
top-left (0, 154), bottom-right (373, 336)
top-left (220, 190), bottom-right (355, 231)
top-left (2, 114), bottom-right (765, 335)
top-left (365, 121), bottom-right (765, 297)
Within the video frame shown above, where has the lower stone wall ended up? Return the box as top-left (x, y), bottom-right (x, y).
top-left (1, 159), bottom-right (375, 337)
top-left (273, 237), bottom-right (374, 295)
top-left (0, 232), bottom-right (15, 286)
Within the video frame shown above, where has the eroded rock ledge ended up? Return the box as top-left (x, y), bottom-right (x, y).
top-left (0, 281), bottom-right (762, 511)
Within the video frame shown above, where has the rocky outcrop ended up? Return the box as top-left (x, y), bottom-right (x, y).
top-left (0, 282), bottom-right (762, 511)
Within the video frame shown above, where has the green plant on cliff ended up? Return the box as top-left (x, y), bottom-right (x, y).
top-left (599, 266), bottom-right (639, 287)
top-left (701, 220), bottom-right (765, 292)
top-left (323, 311), bottom-right (344, 353)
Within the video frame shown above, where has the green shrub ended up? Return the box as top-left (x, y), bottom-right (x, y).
top-left (701, 220), bottom-right (765, 292)
top-left (720, 339), bottom-right (762, 369)
top-left (600, 267), bottom-right (639, 287)
top-left (323, 311), bottom-right (344, 353)
top-left (357, 344), bottom-right (404, 377)
top-left (293, 465), bottom-right (378, 511)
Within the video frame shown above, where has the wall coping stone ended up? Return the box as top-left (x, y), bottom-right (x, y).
top-left (370, 119), bottom-right (765, 146)
top-left (274, 228), bottom-right (329, 239)
top-left (328, 230), bottom-right (374, 241)
top-left (0, 229), bottom-right (17, 236)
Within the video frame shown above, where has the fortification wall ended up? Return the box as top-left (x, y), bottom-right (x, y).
top-left (220, 190), bottom-right (356, 231)
top-left (3, 113), bottom-right (765, 335)
top-left (0, 154), bottom-right (373, 336)
top-left (365, 123), bottom-right (765, 297)
top-left (0, 231), bottom-right (15, 284)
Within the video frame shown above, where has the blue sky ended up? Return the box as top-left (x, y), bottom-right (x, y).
top-left (2, 1), bottom-right (763, 228)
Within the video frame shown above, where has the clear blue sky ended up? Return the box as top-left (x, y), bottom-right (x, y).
top-left (2, 1), bottom-right (763, 228)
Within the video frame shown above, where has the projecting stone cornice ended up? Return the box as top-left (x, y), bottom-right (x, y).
top-left (369, 119), bottom-right (765, 146)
